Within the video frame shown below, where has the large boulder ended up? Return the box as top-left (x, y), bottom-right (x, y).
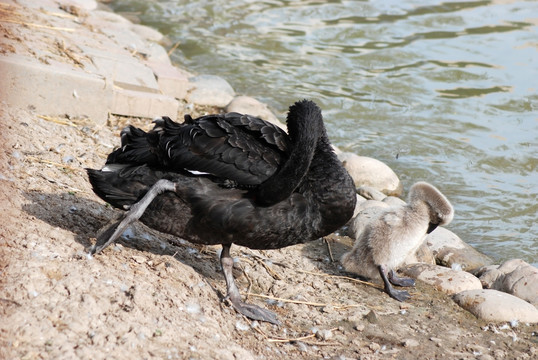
top-left (453, 289), bottom-right (538, 323)
top-left (338, 153), bottom-right (402, 196)
top-left (225, 96), bottom-right (284, 128)
top-left (401, 263), bottom-right (482, 294)
top-left (476, 259), bottom-right (538, 307)
top-left (425, 227), bottom-right (494, 271)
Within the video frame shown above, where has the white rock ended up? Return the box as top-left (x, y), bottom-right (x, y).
top-left (357, 186), bottom-right (386, 201)
top-left (338, 153), bottom-right (402, 196)
top-left (402, 242), bottom-right (435, 266)
top-left (452, 289), bottom-right (538, 323)
top-left (425, 227), bottom-right (493, 271)
top-left (64, 0), bottom-right (98, 11)
top-left (130, 24), bottom-right (164, 43)
top-left (401, 263), bottom-right (482, 295)
top-left (225, 96), bottom-right (284, 128)
top-left (479, 259), bottom-right (538, 306)
top-left (187, 75), bottom-right (235, 107)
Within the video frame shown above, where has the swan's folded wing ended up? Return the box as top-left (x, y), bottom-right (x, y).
top-left (161, 114), bottom-right (290, 186)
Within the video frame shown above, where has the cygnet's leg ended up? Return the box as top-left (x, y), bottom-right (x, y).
top-left (90, 179), bottom-right (177, 255)
top-left (388, 269), bottom-right (415, 287)
top-left (377, 265), bottom-right (411, 302)
top-left (220, 244), bottom-right (280, 325)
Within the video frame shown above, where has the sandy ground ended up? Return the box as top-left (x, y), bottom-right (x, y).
top-left (1, 103), bottom-right (537, 360)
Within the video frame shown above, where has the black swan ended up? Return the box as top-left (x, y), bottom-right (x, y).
top-left (87, 99), bottom-right (357, 324)
top-left (341, 182), bottom-right (453, 301)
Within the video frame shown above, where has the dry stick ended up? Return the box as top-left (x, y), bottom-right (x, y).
top-left (297, 269), bottom-right (384, 290)
top-left (26, 156), bottom-right (80, 174)
top-left (254, 257), bottom-right (283, 280)
top-left (0, 19), bottom-right (75, 32)
top-left (37, 115), bottom-right (79, 128)
top-left (323, 237), bottom-right (335, 262)
top-left (41, 9), bottom-right (78, 19)
top-left (244, 292), bottom-right (362, 311)
top-left (167, 40), bottom-right (181, 56)
top-left (240, 264), bottom-right (253, 301)
top-left (267, 327), bottom-right (339, 344)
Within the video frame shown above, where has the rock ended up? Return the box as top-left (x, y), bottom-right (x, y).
top-left (425, 227), bottom-right (494, 271)
top-left (63, 0), bottom-right (98, 11)
top-left (0, 55), bottom-right (112, 124)
top-left (357, 186), bottom-right (386, 201)
top-left (402, 242), bottom-right (436, 266)
top-left (478, 259), bottom-right (538, 306)
top-left (130, 24), bottom-right (164, 43)
top-left (452, 289), bottom-right (538, 323)
top-left (225, 96), bottom-right (284, 128)
top-left (187, 74), bottom-right (235, 107)
top-left (402, 339), bottom-right (420, 348)
top-left (146, 61), bottom-right (193, 100)
top-left (400, 263), bottom-right (482, 295)
top-left (338, 153), bottom-right (402, 196)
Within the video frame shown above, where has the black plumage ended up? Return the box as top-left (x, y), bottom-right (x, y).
top-left (87, 99), bottom-right (357, 324)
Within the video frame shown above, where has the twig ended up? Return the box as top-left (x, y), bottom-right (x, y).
top-left (254, 257), bottom-right (282, 280)
top-left (167, 40), bottom-right (181, 56)
top-left (244, 292), bottom-right (362, 310)
top-left (297, 269), bottom-right (383, 290)
top-left (26, 156), bottom-right (80, 174)
top-left (41, 9), bottom-right (78, 19)
top-left (37, 115), bottom-right (79, 128)
top-left (0, 19), bottom-right (75, 31)
top-left (0, 298), bottom-right (22, 306)
top-left (267, 327), bottom-right (339, 344)
top-left (240, 264), bottom-right (253, 301)
top-left (323, 237), bottom-right (334, 262)
top-left (267, 333), bottom-right (316, 343)
top-left (245, 292), bottom-right (327, 307)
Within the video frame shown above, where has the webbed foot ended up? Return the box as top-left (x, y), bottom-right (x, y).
top-left (389, 269), bottom-right (415, 287)
top-left (378, 264), bottom-right (413, 302)
top-left (225, 296), bottom-right (280, 325)
top-left (386, 288), bottom-right (411, 302)
top-left (221, 244), bottom-right (280, 325)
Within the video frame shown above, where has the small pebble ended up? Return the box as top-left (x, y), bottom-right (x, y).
top-left (235, 320), bottom-right (249, 331)
top-left (365, 310), bottom-right (378, 324)
top-left (402, 339), bottom-right (419, 348)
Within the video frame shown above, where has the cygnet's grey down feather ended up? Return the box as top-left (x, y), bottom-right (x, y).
top-left (341, 181), bottom-right (453, 301)
top-left (87, 100), bottom-right (357, 324)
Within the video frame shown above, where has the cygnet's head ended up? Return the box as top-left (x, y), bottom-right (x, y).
top-left (408, 181), bottom-right (454, 228)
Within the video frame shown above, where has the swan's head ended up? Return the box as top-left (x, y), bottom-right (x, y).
top-left (286, 99), bottom-right (325, 142)
top-left (409, 181), bottom-right (454, 230)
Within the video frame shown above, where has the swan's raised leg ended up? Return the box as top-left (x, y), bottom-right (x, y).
top-left (90, 179), bottom-right (177, 255)
top-left (378, 265), bottom-right (411, 302)
top-left (388, 269), bottom-right (415, 287)
top-left (220, 244), bottom-right (280, 325)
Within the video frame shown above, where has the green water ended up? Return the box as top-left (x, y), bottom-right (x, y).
top-left (110, 0), bottom-right (537, 266)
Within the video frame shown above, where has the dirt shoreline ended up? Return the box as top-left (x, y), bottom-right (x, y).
top-left (1, 1), bottom-right (537, 359)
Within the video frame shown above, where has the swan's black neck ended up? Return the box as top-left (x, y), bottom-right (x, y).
top-left (255, 100), bottom-right (324, 205)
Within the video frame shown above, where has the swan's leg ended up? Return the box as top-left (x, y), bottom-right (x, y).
top-left (378, 265), bottom-right (411, 302)
top-left (220, 244), bottom-right (280, 325)
top-left (90, 179), bottom-right (177, 255)
top-left (388, 269), bottom-right (415, 287)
